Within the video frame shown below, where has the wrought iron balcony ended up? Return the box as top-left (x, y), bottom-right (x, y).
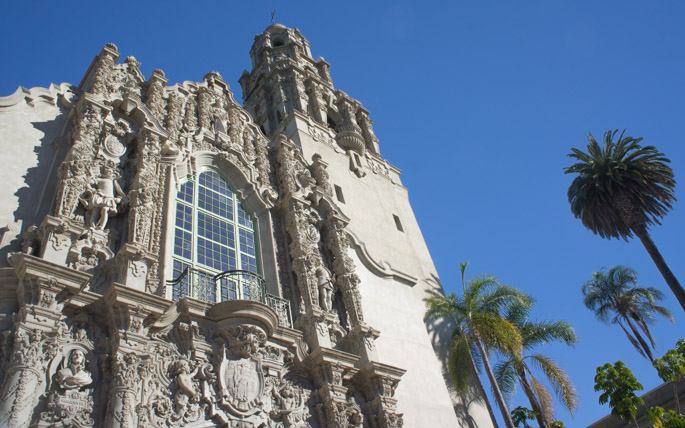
top-left (167, 267), bottom-right (292, 328)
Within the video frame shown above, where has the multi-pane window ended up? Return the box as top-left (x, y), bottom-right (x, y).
top-left (171, 170), bottom-right (258, 301)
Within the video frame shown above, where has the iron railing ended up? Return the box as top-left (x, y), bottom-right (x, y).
top-left (167, 267), bottom-right (292, 327)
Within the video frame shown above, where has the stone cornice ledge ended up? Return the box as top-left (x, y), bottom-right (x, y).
top-left (346, 231), bottom-right (417, 286)
top-left (12, 254), bottom-right (99, 307)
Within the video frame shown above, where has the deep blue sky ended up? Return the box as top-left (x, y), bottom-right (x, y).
top-left (2, 1), bottom-right (684, 426)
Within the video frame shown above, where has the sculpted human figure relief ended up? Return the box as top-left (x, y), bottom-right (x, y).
top-left (316, 266), bottom-right (334, 312)
top-left (55, 349), bottom-right (93, 390)
top-left (80, 166), bottom-right (126, 230)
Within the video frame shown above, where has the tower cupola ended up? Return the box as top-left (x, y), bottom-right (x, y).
top-left (239, 24), bottom-right (379, 157)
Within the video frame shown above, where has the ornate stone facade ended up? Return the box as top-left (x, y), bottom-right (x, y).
top-left (0, 23), bottom-right (495, 428)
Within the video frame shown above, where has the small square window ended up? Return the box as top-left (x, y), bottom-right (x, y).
top-left (393, 214), bottom-right (404, 232)
top-left (334, 185), bottom-right (345, 203)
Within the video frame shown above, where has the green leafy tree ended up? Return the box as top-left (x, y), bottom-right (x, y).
top-left (551, 421), bottom-right (566, 428)
top-left (653, 339), bottom-right (685, 414)
top-left (595, 361), bottom-right (645, 427)
top-left (582, 266), bottom-right (673, 362)
top-left (511, 406), bottom-right (538, 428)
top-left (495, 302), bottom-right (578, 428)
top-left (565, 129), bottom-right (685, 311)
top-left (425, 262), bottom-right (530, 428)
top-left (646, 407), bottom-right (685, 428)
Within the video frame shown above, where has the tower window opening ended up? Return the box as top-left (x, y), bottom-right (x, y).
top-left (273, 39), bottom-right (285, 47)
top-left (334, 185), bottom-right (345, 203)
top-left (326, 115), bottom-right (337, 131)
top-left (393, 214), bottom-right (404, 232)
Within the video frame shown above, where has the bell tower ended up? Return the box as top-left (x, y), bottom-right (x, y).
top-left (239, 24), bottom-right (496, 428)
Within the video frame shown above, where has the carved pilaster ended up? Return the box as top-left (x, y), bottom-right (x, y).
top-left (310, 348), bottom-right (362, 428)
top-left (89, 43), bottom-right (119, 97)
top-left (0, 327), bottom-right (58, 428)
top-left (127, 128), bottom-right (163, 253)
top-left (356, 109), bottom-right (380, 155)
top-left (165, 92), bottom-right (184, 144)
top-left (197, 87), bottom-right (214, 131)
top-left (323, 216), bottom-right (364, 329)
top-left (306, 80), bottom-right (328, 124)
top-left (311, 154), bottom-right (333, 198)
top-left (104, 352), bottom-right (150, 428)
top-left (145, 69), bottom-right (168, 124)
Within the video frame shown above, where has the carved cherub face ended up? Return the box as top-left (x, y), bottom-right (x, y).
top-left (281, 384), bottom-right (295, 398)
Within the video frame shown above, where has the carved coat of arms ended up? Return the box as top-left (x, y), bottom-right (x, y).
top-left (218, 326), bottom-right (266, 416)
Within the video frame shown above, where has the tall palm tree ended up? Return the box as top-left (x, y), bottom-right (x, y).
top-left (582, 266), bottom-right (673, 362)
top-left (564, 129), bottom-right (685, 311)
top-left (425, 262), bottom-right (530, 428)
top-left (495, 302), bottom-right (578, 428)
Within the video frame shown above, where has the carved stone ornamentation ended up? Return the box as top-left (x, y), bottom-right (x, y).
top-left (0, 328), bottom-right (58, 428)
top-left (105, 352), bottom-right (150, 428)
top-left (79, 165), bottom-right (127, 231)
top-left (55, 102), bottom-right (105, 220)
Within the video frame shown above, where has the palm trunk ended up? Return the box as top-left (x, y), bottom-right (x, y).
top-left (634, 226), bottom-right (685, 312)
top-left (473, 335), bottom-right (516, 428)
top-left (624, 317), bottom-right (654, 362)
top-left (518, 366), bottom-right (551, 428)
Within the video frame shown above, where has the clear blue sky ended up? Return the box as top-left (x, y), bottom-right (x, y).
top-left (2, 1), bottom-right (683, 426)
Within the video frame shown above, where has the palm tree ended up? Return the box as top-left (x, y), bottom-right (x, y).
top-left (564, 129), bottom-right (685, 311)
top-left (582, 266), bottom-right (673, 362)
top-left (495, 302), bottom-right (578, 428)
top-left (425, 262), bottom-right (530, 428)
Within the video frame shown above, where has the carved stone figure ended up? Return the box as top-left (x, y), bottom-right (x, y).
top-left (80, 166), bottom-right (126, 230)
top-left (316, 266), bottom-right (334, 312)
top-left (55, 349), bottom-right (92, 390)
top-left (271, 380), bottom-right (311, 428)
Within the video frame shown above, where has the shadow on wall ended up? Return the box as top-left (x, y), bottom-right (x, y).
top-left (423, 272), bottom-right (496, 428)
top-left (0, 115), bottom-right (69, 267)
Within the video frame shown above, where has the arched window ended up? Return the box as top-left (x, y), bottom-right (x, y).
top-left (171, 169), bottom-right (259, 302)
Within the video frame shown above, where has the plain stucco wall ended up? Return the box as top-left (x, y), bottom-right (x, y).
top-left (0, 86), bottom-right (71, 264)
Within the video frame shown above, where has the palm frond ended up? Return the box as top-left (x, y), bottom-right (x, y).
top-left (528, 354), bottom-right (578, 416)
top-left (521, 320), bottom-right (578, 349)
top-left (493, 359), bottom-right (519, 402)
top-left (447, 333), bottom-right (475, 392)
top-left (472, 312), bottom-right (523, 357)
top-left (529, 372), bottom-right (555, 422)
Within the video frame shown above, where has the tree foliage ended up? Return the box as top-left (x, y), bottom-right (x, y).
top-left (564, 129), bottom-right (675, 239)
top-left (582, 266), bottom-right (672, 361)
top-left (495, 301), bottom-right (578, 427)
top-left (425, 262), bottom-right (530, 428)
top-left (594, 361), bottom-right (644, 424)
